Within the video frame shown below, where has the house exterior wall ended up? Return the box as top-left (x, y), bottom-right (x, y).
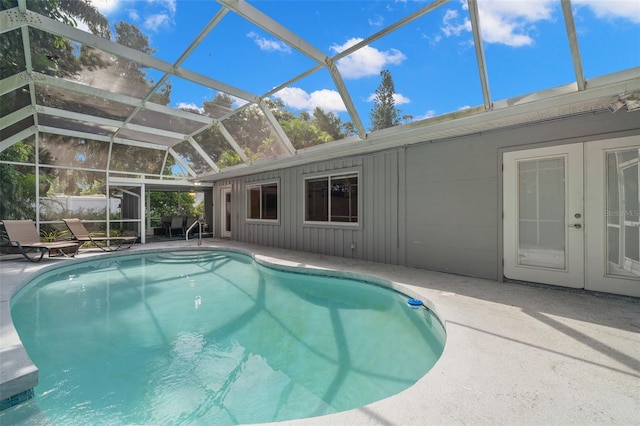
top-left (216, 110), bottom-right (640, 280)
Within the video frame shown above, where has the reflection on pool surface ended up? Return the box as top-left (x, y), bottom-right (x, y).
top-left (6, 250), bottom-right (446, 424)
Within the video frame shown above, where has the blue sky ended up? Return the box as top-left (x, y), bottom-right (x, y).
top-left (90, 0), bottom-right (640, 130)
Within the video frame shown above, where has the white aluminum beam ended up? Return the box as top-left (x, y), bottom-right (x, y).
top-left (468, 0), bottom-right (492, 110)
top-left (326, 61), bottom-right (366, 139)
top-left (168, 147), bottom-right (197, 178)
top-left (174, 8), bottom-right (229, 68)
top-left (187, 136), bottom-right (220, 173)
top-left (36, 105), bottom-right (188, 141)
top-left (174, 66), bottom-right (259, 103)
top-left (304, 0), bottom-right (451, 136)
top-left (331, 0), bottom-right (450, 62)
top-left (258, 0), bottom-right (451, 139)
top-left (109, 175), bottom-right (213, 188)
top-left (259, 99), bottom-right (296, 155)
top-left (0, 72), bottom-right (30, 96)
top-left (561, 0), bottom-right (586, 91)
top-left (0, 8), bottom-right (25, 33)
top-left (0, 126), bottom-right (35, 152)
top-left (216, 121), bottom-right (250, 163)
top-left (217, 0), bottom-right (327, 65)
top-left (216, 1), bottom-right (367, 138)
top-left (32, 72), bottom-right (211, 124)
top-left (114, 8), bottom-right (230, 145)
top-left (262, 64), bottom-right (323, 98)
top-left (198, 69), bottom-right (640, 181)
top-left (16, 15), bottom-right (42, 134)
top-left (27, 10), bottom-right (260, 103)
top-left (111, 136), bottom-right (169, 151)
top-left (0, 105), bottom-right (33, 129)
top-left (37, 125), bottom-right (170, 151)
top-left (36, 125), bottom-right (112, 143)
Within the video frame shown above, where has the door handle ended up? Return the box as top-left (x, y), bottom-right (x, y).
top-left (568, 223), bottom-right (582, 229)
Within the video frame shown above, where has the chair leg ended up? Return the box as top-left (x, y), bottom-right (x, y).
top-left (16, 245), bottom-right (45, 263)
top-left (59, 245), bottom-right (80, 257)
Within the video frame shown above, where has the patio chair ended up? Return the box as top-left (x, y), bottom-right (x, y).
top-left (183, 216), bottom-right (198, 236)
top-left (62, 218), bottom-right (137, 252)
top-left (2, 220), bottom-right (79, 262)
top-left (168, 216), bottom-right (184, 237)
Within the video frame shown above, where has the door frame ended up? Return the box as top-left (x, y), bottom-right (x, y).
top-left (503, 136), bottom-right (640, 297)
top-left (585, 136), bottom-right (640, 296)
top-left (220, 186), bottom-right (232, 238)
top-left (503, 143), bottom-right (584, 288)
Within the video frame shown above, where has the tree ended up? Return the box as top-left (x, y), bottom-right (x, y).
top-left (216, 150), bottom-right (242, 168)
top-left (203, 93), bottom-right (234, 119)
top-left (0, 142), bottom-right (36, 219)
top-left (280, 117), bottom-right (331, 150)
top-left (369, 69), bottom-right (401, 131)
top-left (312, 107), bottom-right (351, 140)
top-left (149, 192), bottom-right (198, 219)
top-left (1, 0), bottom-right (109, 117)
top-left (264, 98), bottom-right (295, 122)
top-left (113, 22), bottom-right (172, 105)
top-left (223, 103), bottom-right (274, 158)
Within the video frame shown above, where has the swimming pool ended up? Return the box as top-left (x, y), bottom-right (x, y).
top-left (5, 250), bottom-right (446, 424)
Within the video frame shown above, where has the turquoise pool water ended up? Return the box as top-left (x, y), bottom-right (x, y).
top-left (5, 250), bottom-right (446, 424)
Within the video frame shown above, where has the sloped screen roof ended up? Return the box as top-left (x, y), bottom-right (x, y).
top-left (1, 0), bottom-right (639, 183)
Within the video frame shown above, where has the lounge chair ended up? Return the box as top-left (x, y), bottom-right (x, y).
top-left (2, 220), bottom-right (79, 262)
top-left (62, 218), bottom-right (137, 252)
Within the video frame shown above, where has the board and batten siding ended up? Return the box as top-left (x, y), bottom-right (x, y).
top-left (219, 151), bottom-right (406, 265)
top-left (215, 109), bottom-right (639, 280)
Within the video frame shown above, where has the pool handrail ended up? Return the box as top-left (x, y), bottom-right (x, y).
top-left (185, 220), bottom-right (203, 245)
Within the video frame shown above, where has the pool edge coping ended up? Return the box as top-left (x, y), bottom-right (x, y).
top-left (1, 246), bottom-right (447, 413)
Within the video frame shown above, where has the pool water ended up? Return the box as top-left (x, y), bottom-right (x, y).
top-left (5, 250), bottom-right (446, 424)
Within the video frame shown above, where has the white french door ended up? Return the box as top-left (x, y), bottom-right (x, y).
top-left (504, 144), bottom-right (584, 288)
top-left (503, 137), bottom-right (640, 297)
top-left (585, 136), bottom-right (639, 296)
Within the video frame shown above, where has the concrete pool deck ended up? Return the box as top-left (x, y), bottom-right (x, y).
top-left (1, 239), bottom-right (639, 424)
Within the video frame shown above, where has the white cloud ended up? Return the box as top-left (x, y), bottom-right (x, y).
top-left (415, 110), bottom-right (437, 120)
top-left (366, 92), bottom-right (411, 105)
top-left (443, 0), bottom-right (640, 47)
top-left (177, 102), bottom-right (204, 114)
top-left (478, 0), bottom-right (556, 47)
top-left (393, 93), bottom-right (411, 105)
top-left (441, 9), bottom-right (470, 37)
top-left (132, 0), bottom-right (177, 32)
top-left (573, 0), bottom-right (640, 24)
top-left (438, 0), bottom-right (555, 47)
top-left (247, 32), bottom-right (292, 53)
top-left (369, 15), bottom-right (384, 27)
top-left (128, 9), bottom-right (140, 21)
top-left (144, 13), bottom-right (170, 31)
top-left (164, 0), bottom-right (177, 14)
top-left (332, 38), bottom-right (406, 79)
top-left (91, 0), bottom-right (120, 15)
top-left (145, 0), bottom-right (176, 13)
top-left (274, 87), bottom-right (346, 112)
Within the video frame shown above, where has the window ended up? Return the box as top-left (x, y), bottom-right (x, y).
top-left (305, 173), bottom-right (358, 224)
top-left (246, 182), bottom-right (278, 221)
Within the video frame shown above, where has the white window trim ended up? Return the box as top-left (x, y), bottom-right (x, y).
top-left (303, 170), bottom-right (361, 227)
top-left (245, 179), bottom-right (280, 223)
